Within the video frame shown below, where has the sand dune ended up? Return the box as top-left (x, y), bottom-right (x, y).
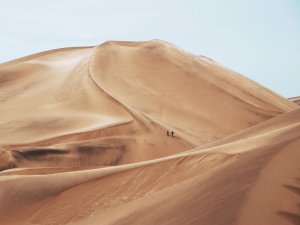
top-left (0, 40), bottom-right (299, 225)
top-left (289, 96), bottom-right (300, 105)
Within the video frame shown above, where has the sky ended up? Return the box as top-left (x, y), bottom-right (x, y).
top-left (0, 0), bottom-right (299, 97)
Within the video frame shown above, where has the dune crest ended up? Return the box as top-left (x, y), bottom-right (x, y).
top-left (289, 96), bottom-right (300, 105)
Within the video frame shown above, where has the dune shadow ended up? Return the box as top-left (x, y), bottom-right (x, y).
top-left (13, 148), bottom-right (69, 158)
top-left (283, 184), bottom-right (300, 196)
top-left (277, 184), bottom-right (300, 224)
top-left (278, 211), bottom-right (300, 225)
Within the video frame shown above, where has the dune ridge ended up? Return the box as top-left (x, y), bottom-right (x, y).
top-left (289, 96), bottom-right (300, 105)
top-left (0, 40), bottom-right (299, 225)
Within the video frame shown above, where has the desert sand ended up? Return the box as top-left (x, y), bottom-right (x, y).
top-left (0, 40), bottom-right (299, 225)
top-left (289, 96), bottom-right (300, 105)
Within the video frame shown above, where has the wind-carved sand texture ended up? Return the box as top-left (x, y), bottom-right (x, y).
top-left (0, 40), bottom-right (299, 225)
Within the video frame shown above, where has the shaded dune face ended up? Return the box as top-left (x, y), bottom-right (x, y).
top-left (90, 40), bottom-right (296, 144)
top-left (0, 40), bottom-right (299, 225)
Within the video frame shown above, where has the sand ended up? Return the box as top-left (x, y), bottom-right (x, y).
top-left (0, 40), bottom-right (299, 225)
top-left (289, 96), bottom-right (300, 105)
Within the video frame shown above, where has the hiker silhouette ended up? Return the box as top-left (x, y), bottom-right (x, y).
top-left (171, 131), bottom-right (174, 137)
top-left (167, 130), bottom-right (169, 136)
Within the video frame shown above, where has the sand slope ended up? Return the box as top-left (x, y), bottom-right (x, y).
top-left (0, 40), bottom-right (297, 170)
top-left (0, 40), bottom-right (299, 225)
top-left (289, 96), bottom-right (300, 105)
top-left (1, 108), bottom-right (299, 225)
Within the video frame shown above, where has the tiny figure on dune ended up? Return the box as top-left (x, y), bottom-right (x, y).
top-left (171, 131), bottom-right (174, 137)
top-left (167, 130), bottom-right (169, 136)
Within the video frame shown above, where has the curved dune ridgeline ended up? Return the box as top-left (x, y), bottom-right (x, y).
top-left (0, 40), bottom-right (299, 225)
top-left (289, 96), bottom-right (300, 105)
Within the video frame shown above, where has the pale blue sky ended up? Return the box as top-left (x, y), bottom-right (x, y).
top-left (0, 0), bottom-right (299, 97)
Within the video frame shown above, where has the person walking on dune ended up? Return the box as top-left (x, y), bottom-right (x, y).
top-left (171, 131), bottom-right (174, 137)
top-left (167, 130), bottom-right (169, 136)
